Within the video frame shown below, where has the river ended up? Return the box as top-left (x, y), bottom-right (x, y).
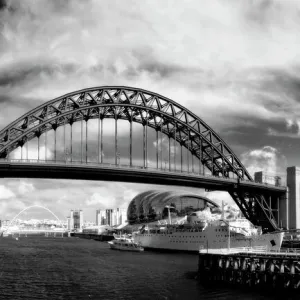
top-left (0, 236), bottom-right (297, 299)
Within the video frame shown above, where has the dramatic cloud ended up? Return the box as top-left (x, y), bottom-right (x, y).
top-left (1, 0), bottom-right (300, 131)
top-left (1, 0), bottom-right (300, 221)
top-left (241, 146), bottom-right (287, 180)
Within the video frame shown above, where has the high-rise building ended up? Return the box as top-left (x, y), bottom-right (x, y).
top-left (106, 209), bottom-right (113, 226)
top-left (69, 210), bottom-right (83, 231)
top-left (95, 208), bottom-right (127, 226)
top-left (96, 209), bottom-right (106, 226)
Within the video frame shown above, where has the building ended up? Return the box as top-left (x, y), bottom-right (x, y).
top-left (96, 209), bottom-right (106, 226)
top-left (69, 210), bottom-right (83, 231)
top-left (1, 220), bottom-right (10, 228)
top-left (127, 190), bottom-right (219, 225)
top-left (96, 208), bottom-right (127, 226)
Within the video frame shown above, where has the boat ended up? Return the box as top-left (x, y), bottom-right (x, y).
top-left (108, 235), bottom-right (144, 252)
top-left (132, 206), bottom-right (284, 252)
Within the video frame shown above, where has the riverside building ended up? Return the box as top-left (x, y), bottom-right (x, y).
top-left (68, 210), bottom-right (83, 232)
top-left (96, 208), bottom-right (127, 226)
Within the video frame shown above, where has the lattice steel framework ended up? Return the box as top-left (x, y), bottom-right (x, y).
top-left (0, 86), bottom-right (280, 231)
top-left (0, 87), bottom-right (251, 178)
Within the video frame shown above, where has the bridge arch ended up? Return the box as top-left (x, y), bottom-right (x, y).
top-left (0, 86), bottom-right (283, 232)
top-left (0, 86), bottom-right (251, 180)
top-left (5, 205), bottom-right (61, 232)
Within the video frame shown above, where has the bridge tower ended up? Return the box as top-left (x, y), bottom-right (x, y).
top-left (286, 166), bottom-right (300, 229)
top-left (254, 171), bottom-right (288, 229)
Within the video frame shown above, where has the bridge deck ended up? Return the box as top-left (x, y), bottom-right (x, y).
top-left (0, 159), bottom-right (286, 193)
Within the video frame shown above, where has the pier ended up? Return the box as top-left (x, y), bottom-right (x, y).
top-left (198, 248), bottom-right (300, 290)
top-left (7, 230), bottom-right (69, 238)
top-left (72, 232), bottom-right (114, 241)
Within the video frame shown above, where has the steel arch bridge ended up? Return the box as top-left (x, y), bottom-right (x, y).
top-left (0, 86), bottom-right (286, 232)
top-left (4, 205), bottom-right (62, 233)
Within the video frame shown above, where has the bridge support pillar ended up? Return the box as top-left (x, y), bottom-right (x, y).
top-left (254, 171), bottom-right (288, 230)
top-left (286, 166), bottom-right (300, 230)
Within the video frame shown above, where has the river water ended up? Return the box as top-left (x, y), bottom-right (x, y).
top-left (0, 236), bottom-right (297, 299)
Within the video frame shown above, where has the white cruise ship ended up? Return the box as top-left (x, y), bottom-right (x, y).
top-left (132, 210), bottom-right (284, 252)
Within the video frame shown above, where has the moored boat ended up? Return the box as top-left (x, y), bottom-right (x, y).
top-left (108, 235), bottom-right (144, 252)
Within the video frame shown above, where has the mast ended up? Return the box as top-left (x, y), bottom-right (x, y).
top-left (221, 201), bottom-right (225, 220)
top-left (166, 205), bottom-right (174, 225)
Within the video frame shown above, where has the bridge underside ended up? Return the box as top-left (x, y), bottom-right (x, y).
top-left (0, 161), bottom-right (286, 232)
top-left (229, 190), bottom-right (285, 233)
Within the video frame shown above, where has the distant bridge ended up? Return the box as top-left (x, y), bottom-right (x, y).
top-left (2, 205), bottom-right (64, 235)
top-left (0, 86), bottom-right (287, 232)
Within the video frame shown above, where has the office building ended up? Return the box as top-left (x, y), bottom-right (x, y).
top-left (96, 209), bottom-right (106, 226)
top-left (96, 208), bottom-right (127, 226)
top-left (69, 210), bottom-right (83, 231)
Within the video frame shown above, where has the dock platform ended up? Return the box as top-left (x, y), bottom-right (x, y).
top-left (198, 247), bottom-right (300, 290)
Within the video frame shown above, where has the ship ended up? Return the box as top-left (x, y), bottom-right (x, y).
top-left (132, 206), bottom-right (284, 252)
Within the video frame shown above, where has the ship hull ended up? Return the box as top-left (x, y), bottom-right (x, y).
top-left (133, 226), bottom-right (284, 252)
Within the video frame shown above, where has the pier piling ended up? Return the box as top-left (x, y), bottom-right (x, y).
top-left (198, 250), bottom-right (300, 290)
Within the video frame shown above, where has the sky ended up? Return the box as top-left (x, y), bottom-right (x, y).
top-left (0, 0), bottom-right (299, 222)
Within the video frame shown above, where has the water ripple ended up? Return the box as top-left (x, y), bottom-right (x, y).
top-left (0, 237), bottom-right (298, 300)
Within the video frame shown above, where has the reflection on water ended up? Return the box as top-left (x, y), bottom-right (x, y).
top-left (0, 237), bottom-right (297, 300)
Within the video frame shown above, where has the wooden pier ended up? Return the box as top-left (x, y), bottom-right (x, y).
top-left (198, 248), bottom-right (300, 290)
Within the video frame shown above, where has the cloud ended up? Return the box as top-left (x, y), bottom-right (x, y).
top-left (153, 136), bottom-right (168, 152)
top-left (1, 0), bottom-right (299, 169)
top-left (18, 180), bottom-right (35, 195)
top-left (0, 185), bottom-right (15, 199)
top-left (0, 199), bottom-right (27, 218)
top-left (85, 184), bottom-right (150, 210)
top-left (1, 0), bottom-right (300, 150)
top-left (204, 190), bottom-right (238, 209)
top-left (85, 193), bottom-right (109, 207)
top-left (241, 145), bottom-right (287, 178)
top-left (10, 145), bottom-right (53, 160)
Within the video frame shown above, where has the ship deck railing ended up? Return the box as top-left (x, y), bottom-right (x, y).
top-left (199, 245), bottom-right (268, 255)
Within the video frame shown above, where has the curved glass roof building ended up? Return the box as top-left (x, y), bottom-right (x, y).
top-left (127, 190), bottom-right (219, 225)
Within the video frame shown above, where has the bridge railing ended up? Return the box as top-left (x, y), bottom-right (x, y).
top-left (0, 158), bottom-right (285, 189)
top-left (0, 158), bottom-right (237, 179)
